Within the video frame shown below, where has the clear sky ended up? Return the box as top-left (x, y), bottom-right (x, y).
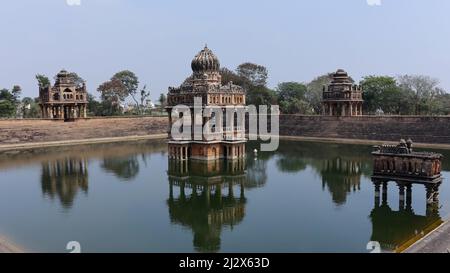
top-left (1, 0), bottom-right (450, 101)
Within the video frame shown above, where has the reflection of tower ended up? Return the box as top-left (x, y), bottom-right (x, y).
top-left (41, 157), bottom-right (88, 208)
top-left (370, 179), bottom-right (442, 252)
top-left (321, 158), bottom-right (362, 205)
top-left (167, 159), bottom-right (247, 252)
top-left (245, 157), bottom-right (268, 188)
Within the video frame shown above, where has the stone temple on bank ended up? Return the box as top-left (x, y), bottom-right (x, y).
top-left (39, 70), bottom-right (88, 120)
top-left (322, 69), bottom-right (364, 117)
top-left (166, 46), bottom-right (247, 161)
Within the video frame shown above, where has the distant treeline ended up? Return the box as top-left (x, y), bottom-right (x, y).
top-left (1, 63), bottom-right (449, 118)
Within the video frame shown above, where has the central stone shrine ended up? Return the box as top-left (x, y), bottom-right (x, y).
top-left (166, 46), bottom-right (247, 161)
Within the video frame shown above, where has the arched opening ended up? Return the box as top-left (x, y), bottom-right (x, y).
top-left (53, 93), bottom-right (60, 101)
top-left (63, 88), bottom-right (73, 100)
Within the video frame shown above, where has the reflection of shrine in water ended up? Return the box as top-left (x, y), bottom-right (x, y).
top-left (41, 157), bottom-right (88, 208)
top-left (370, 179), bottom-right (443, 252)
top-left (370, 140), bottom-right (444, 252)
top-left (101, 155), bottom-right (140, 181)
top-left (167, 159), bottom-right (247, 252)
top-left (321, 158), bottom-right (362, 205)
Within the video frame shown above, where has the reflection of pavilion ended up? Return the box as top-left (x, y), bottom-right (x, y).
top-left (167, 159), bottom-right (247, 252)
top-left (370, 178), bottom-right (443, 252)
top-left (101, 155), bottom-right (140, 181)
top-left (41, 158), bottom-right (88, 208)
top-left (321, 158), bottom-right (362, 205)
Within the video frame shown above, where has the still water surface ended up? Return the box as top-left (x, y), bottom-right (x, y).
top-left (0, 140), bottom-right (448, 253)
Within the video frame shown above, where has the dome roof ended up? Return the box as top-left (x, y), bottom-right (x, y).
top-left (57, 69), bottom-right (69, 78)
top-left (191, 45), bottom-right (220, 73)
top-left (331, 69), bottom-right (353, 84)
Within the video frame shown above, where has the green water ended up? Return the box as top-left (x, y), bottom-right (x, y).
top-left (0, 139), bottom-right (448, 253)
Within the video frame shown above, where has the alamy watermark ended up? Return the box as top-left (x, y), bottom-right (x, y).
top-left (66, 0), bottom-right (81, 6)
top-left (66, 241), bottom-right (81, 253)
top-left (366, 0), bottom-right (382, 6)
top-left (170, 98), bottom-right (280, 152)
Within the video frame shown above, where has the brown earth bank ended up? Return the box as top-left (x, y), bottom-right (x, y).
top-left (0, 117), bottom-right (168, 147)
top-left (1, 115), bottom-right (450, 150)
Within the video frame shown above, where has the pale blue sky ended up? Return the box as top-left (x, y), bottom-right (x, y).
top-left (1, 0), bottom-right (450, 101)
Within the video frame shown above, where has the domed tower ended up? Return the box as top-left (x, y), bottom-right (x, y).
top-left (322, 69), bottom-right (363, 116)
top-left (166, 45), bottom-right (247, 161)
top-left (39, 69), bottom-right (88, 120)
top-left (191, 45), bottom-right (222, 85)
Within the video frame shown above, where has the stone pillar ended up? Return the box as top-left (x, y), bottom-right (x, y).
top-left (228, 182), bottom-right (234, 198)
top-left (406, 184), bottom-right (412, 211)
top-left (216, 183), bottom-right (222, 205)
top-left (425, 184), bottom-right (439, 216)
top-left (205, 185), bottom-right (210, 206)
top-left (382, 182), bottom-right (388, 205)
top-left (180, 181), bottom-right (186, 200)
top-left (329, 104), bottom-right (332, 116)
top-left (169, 180), bottom-right (174, 200)
top-left (84, 105), bottom-right (87, 118)
top-left (374, 182), bottom-right (381, 208)
top-left (398, 182), bottom-right (405, 211)
top-left (350, 103), bottom-right (353, 116)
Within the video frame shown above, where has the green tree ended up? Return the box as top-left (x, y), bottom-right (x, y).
top-left (279, 98), bottom-right (312, 114)
top-left (0, 100), bottom-right (15, 117)
top-left (158, 93), bottom-right (167, 114)
top-left (277, 82), bottom-right (307, 101)
top-left (236, 62), bottom-right (268, 88)
top-left (276, 82), bottom-right (310, 114)
top-left (21, 97), bottom-right (40, 118)
top-left (87, 93), bottom-right (101, 116)
top-left (397, 75), bottom-right (444, 115)
top-left (434, 93), bottom-right (450, 115)
top-left (220, 67), bottom-right (247, 86)
top-left (113, 70), bottom-right (140, 109)
top-left (0, 88), bottom-right (13, 101)
top-left (306, 74), bottom-right (332, 114)
top-left (246, 86), bottom-right (278, 107)
top-left (67, 72), bottom-right (85, 88)
top-left (11, 85), bottom-right (22, 103)
top-left (0, 86), bottom-right (22, 118)
top-left (36, 74), bottom-right (50, 88)
top-left (97, 78), bottom-right (127, 115)
top-left (360, 76), bottom-right (401, 114)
